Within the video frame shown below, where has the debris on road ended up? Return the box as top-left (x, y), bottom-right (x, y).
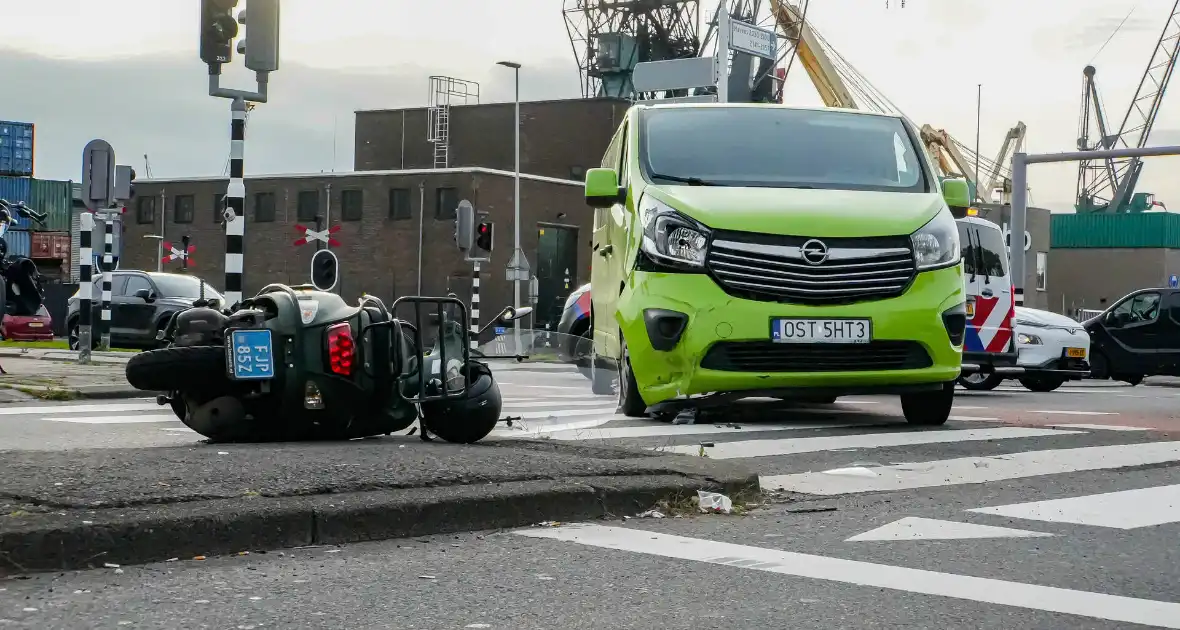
top-left (636, 509), bottom-right (665, 518)
top-left (786, 505), bottom-right (838, 514)
top-left (697, 490), bottom-right (733, 514)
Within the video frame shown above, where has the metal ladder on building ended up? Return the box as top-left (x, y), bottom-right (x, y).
top-left (427, 76), bottom-right (481, 170)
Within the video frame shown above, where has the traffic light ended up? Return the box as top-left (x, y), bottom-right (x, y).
top-left (200, 0), bottom-right (239, 66)
top-left (238, 0), bottom-right (281, 72)
top-left (454, 200), bottom-right (475, 250)
top-left (471, 213), bottom-right (493, 261)
top-left (310, 249), bottom-right (339, 292)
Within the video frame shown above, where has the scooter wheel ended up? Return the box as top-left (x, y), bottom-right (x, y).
top-left (126, 345), bottom-right (227, 392)
top-left (419, 367), bottom-right (502, 444)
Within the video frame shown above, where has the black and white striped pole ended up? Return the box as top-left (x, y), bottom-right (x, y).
top-left (223, 98), bottom-right (246, 309)
top-left (78, 213), bottom-right (94, 363)
top-left (202, 0), bottom-right (281, 309)
top-left (470, 261), bottom-right (480, 350)
top-left (99, 214), bottom-right (115, 350)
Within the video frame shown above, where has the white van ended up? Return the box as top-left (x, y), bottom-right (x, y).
top-left (954, 214), bottom-right (1022, 390)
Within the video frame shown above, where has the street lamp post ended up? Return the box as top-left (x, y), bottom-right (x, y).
top-left (497, 60), bottom-right (523, 352)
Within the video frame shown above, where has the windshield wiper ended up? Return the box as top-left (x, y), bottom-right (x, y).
top-left (650, 173), bottom-right (718, 186)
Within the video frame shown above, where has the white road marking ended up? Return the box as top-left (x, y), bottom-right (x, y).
top-left (969, 484), bottom-right (1180, 530)
top-left (0, 402), bottom-right (159, 415)
top-left (1048, 423), bottom-right (1148, 432)
top-left (762, 441), bottom-right (1180, 495)
top-left (514, 523), bottom-right (1180, 628)
top-left (846, 517), bottom-right (1053, 542)
top-left (952, 405), bottom-right (989, 410)
top-left (502, 400), bottom-right (621, 409)
top-left (41, 414), bottom-right (181, 424)
top-left (538, 421), bottom-right (876, 441)
top-left (1029, 410), bottom-right (1119, 416)
top-left (507, 407), bottom-right (622, 420)
top-left (660, 427), bottom-right (1077, 459)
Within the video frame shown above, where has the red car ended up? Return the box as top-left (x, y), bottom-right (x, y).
top-left (2, 305), bottom-right (53, 341)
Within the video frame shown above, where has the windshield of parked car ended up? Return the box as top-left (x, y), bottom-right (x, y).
top-left (639, 106), bottom-right (929, 192)
top-left (149, 274), bottom-right (223, 300)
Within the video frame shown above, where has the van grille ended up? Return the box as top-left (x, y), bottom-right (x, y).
top-left (701, 341), bottom-right (932, 373)
top-left (706, 231), bottom-right (917, 305)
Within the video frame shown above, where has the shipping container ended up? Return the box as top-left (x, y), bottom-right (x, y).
top-left (29, 178), bottom-right (73, 232)
top-left (1051, 212), bottom-right (1180, 249)
top-left (30, 231), bottom-right (70, 260)
top-left (2, 228), bottom-right (31, 258)
top-left (0, 121), bottom-right (34, 177)
top-left (0, 176), bottom-right (31, 229)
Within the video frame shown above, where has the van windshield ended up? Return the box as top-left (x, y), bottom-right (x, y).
top-left (639, 107), bottom-right (929, 193)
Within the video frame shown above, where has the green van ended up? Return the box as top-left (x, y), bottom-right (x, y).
top-left (583, 103), bottom-right (970, 426)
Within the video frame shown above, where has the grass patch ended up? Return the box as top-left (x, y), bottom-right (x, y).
top-left (643, 484), bottom-right (762, 518)
top-left (0, 340), bottom-right (138, 352)
top-left (11, 386), bottom-right (78, 401)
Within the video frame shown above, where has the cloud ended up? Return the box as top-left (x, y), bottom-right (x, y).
top-left (4, 49), bottom-right (580, 181)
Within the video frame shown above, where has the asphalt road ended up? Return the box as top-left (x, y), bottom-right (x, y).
top-left (4, 366), bottom-right (1180, 628)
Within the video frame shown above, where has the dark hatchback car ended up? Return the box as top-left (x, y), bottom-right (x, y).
top-left (1083, 286), bottom-right (1180, 385)
top-left (66, 271), bottom-right (222, 349)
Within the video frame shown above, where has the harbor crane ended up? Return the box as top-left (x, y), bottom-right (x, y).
top-left (1076, 0), bottom-right (1180, 214)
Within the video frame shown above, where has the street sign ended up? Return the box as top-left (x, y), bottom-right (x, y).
top-left (162, 242), bottom-right (195, 264)
top-left (494, 326), bottom-right (506, 335)
top-left (294, 223), bottom-right (342, 247)
top-left (728, 19), bottom-right (777, 60)
top-left (81, 139), bottom-right (116, 211)
top-left (632, 57), bottom-right (715, 93)
top-left (1170, 275), bottom-right (1178, 288)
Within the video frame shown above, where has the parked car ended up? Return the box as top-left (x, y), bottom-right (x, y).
top-left (1, 305), bottom-right (52, 341)
top-left (1084, 287), bottom-right (1180, 385)
top-left (957, 306), bottom-right (1091, 392)
top-left (583, 103), bottom-right (971, 426)
top-left (66, 271), bottom-right (222, 350)
top-left (556, 282), bottom-right (592, 364)
top-left (955, 214), bottom-right (1021, 390)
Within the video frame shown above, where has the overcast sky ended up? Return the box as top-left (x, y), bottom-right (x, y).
top-left (4, 0), bottom-right (1179, 212)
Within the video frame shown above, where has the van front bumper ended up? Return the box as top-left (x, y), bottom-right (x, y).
top-left (616, 268), bottom-right (965, 406)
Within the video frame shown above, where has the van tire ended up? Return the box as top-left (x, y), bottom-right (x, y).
top-left (901, 382), bottom-right (954, 426)
top-left (957, 372), bottom-right (1003, 391)
top-left (616, 339), bottom-right (647, 418)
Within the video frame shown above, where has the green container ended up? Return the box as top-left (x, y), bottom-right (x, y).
top-left (1050, 212), bottom-right (1180, 249)
top-left (28, 178), bottom-right (73, 233)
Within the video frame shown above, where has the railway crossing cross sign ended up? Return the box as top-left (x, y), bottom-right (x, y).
top-left (294, 224), bottom-right (341, 247)
top-left (162, 241), bottom-right (195, 265)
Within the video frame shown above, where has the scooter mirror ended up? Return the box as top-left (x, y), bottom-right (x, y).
top-left (499, 306), bottom-right (533, 322)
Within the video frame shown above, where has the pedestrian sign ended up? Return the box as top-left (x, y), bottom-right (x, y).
top-left (1170, 274), bottom-right (1178, 288)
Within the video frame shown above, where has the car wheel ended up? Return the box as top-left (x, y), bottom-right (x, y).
top-left (901, 382), bottom-right (954, 426)
top-left (957, 372), bottom-right (1003, 391)
top-left (573, 327), bottom-right (593, 367)
top-left (1122, 374), bottom-right (1144, 386)
top-left (1018, 376), bottom-right (1065, 392)
top-left (616, 338), bottom-right (647, 418)
top-left (1088, 350), bottom-right (1110, 379)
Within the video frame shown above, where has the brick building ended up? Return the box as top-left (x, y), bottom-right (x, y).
top-left (120, 98), bottom-right (634, 336)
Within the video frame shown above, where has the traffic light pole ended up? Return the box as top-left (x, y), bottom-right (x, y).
top-left (99, 213), bottom-right (115, 351)
top-left (470, 261), bottom-right (480, 351)
top-left (78, 213), bottom-right (94, 364)
top-left (221, 97), bottom-right (247, 309)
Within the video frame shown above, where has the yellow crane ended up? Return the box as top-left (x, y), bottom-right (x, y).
top-left (767, 0), bottom-right (1025, 203)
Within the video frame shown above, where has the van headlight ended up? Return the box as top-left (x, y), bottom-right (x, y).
top-left (639, 194), bottom-right (709, 269)
top-left (911, 209), bottom-right (960, 271)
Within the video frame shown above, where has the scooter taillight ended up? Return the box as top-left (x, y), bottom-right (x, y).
top-left (326, 322), bottom-right (356, 376)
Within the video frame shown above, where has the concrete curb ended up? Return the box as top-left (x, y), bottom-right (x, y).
top-left (0, 384), bottom-right (155, 401)
top-left (0, 473), bottom-right (759, 575)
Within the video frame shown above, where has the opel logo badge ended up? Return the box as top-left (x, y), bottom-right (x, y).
top-left (801, 239), bottom-right (829, 265)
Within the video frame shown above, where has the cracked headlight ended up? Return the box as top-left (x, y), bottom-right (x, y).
top-left (638, 194), bottom-right (709, 269)
top-left (911, 209), bottom-right (960, 271)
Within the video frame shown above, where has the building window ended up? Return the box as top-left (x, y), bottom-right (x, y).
top-left (435, 187), bottom-right (458, 220)
top-left (389, 188), bottom-right (411, 221)
top-left (212, 193), bottom-right (226, 223)
top-left (341, 189), bottom-right (363, 221)
top-left (173, 194), bottom-right (194, 224)
top-left (254, 192), bottom-right (276, 222)
top-left (297, 190), bottom-right (319, 222)
top-left (136, 196), bottom-right (156, 225)
top-left (1035, 251), bottom-right (1047, 291)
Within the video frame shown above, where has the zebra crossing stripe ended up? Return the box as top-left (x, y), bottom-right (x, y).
top-left (513, 524), bottom-right (1180, 628)
top-left (762, 441), bottom-right (1180, 495)
top-left (661, 427), bottom-right (1077, 459)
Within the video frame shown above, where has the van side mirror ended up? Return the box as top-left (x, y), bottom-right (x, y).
top-left (585, 168), bottom-right (625, 208)
top-left (942, 178), bottom-right (971, 215)
top-left (498, 306), bottom-right (533, 323)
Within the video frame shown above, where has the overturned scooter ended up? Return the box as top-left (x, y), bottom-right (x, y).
top-left (124, 284), bottom-right (530, 443)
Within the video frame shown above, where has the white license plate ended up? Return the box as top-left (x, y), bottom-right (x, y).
top-left (771, 318), bottom-right (872, 344)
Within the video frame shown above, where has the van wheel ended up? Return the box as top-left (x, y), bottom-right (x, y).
top-left (616, 340), bottom-right (647, 418)
top-left (1121, 374), bottom-right (1144, 386)
top-left (1088, 350), bottom-right (1110, 380)
top-left (957, 372), bottom-right (1003, 391)
top-left (901, 382), bottom-right (954, 426)
top-left (1019, 376), bottom-right (1064, 392)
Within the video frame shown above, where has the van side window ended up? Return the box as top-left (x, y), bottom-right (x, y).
top-left (1112, 292), bottom-right (1161, 324)
top-left (974, 226), bottom-right (1008, 277)
top-left (617, 122), bottom-right (630, 186)
top-left (602, 127), bottom-right (623, 169)
top-left (956, 223), bottom-right (977, 276)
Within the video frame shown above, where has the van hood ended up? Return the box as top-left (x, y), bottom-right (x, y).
top-left (648, 186), bottom-right (945, 237)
